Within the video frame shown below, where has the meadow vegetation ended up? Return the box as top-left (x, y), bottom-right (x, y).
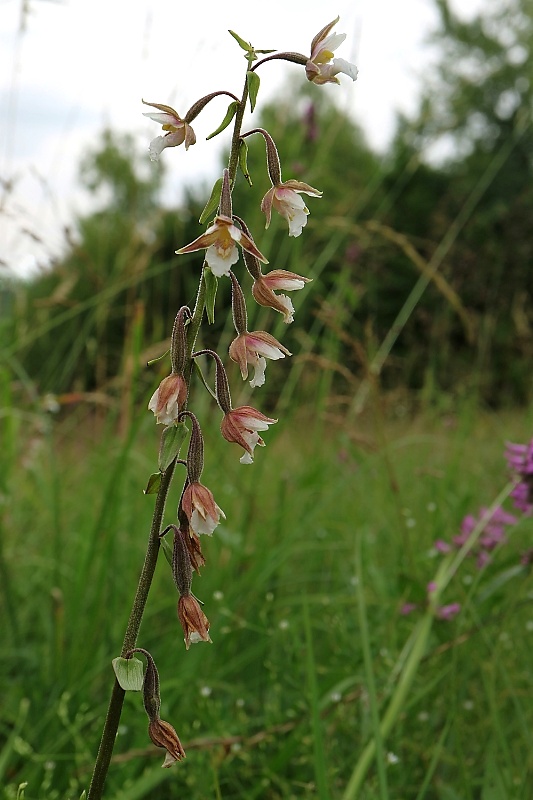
top-left (1, 1), bottom-right (532, 797)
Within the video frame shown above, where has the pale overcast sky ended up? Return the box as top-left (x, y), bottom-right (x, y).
top-left (0, 0), bottom-right (483, 275)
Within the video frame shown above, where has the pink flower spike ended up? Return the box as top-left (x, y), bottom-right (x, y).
top-left (220, 405), bottom-right (277, 464)
top-left (434, 539), bottom-right (451, 554)
top-left (229, 331), bottom-right (291, 388)
top-left (142, 100), bottom-right (196, 160)
top-left (426, 581), bottom-right (438, 594)
top-left (261, 180), bottom-right (322, 237)
top-left (400, 602), bottom-right (418, 616)
top-left (306, 17), bottom-right (358, 86)
top-left (182, 482), bottom-right (225, 536)
top-left (176, 215), bottom-right (267, 277)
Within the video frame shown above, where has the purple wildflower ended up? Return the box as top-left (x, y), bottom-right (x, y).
top-left (505, 439), bottom-right (533, 514)
top-left (436, 603), bottom-right (461, 621)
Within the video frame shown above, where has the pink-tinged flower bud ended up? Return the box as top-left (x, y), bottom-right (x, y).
top-left (220, 406), bottom-right (277, 464)
top-left (148, 718), bottom-right (186, 767)
top-left (182, 481), bottom-right (225, 536)
top-left (261, 180), bottom-right (322, 237)
top-left (142, 100), bottom-right (196, 160)
top-left (177, 594), bottom-right (212, 649)
top-left (229, 331), bottom-right (291, 388)
top-left (252, 269), bottom-right (311, 324)
top-left (148, 373), bottom-right (187, 425)
top-left (306, 17), bottom-right (358, 86)
top-left (176, 216), bottom-right (267, 278)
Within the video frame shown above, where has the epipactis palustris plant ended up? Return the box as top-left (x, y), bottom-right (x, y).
top-left (86, 17), bottom-right (357, 798)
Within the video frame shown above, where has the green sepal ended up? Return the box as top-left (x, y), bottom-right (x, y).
top-left (158, 422), bottom-right (188, 472)
top-left (246, 71), bottom-right (260, 112)
top-left (144, 472), bottom-right (162, 495)
top-left (238, 138), bottom-right (253, 187)
top-left (199, 178), bottom-right (223, 225)
top-left (204, 268), bottom-right (218, 324)
top-left (160, 533), bottom-right (173, 567)
top-left (112, 656), bottom-right (144, 691)
top-left (229, 30), bottom-right (254, 54)
top-left (206, 101), bottom-right (239, 140)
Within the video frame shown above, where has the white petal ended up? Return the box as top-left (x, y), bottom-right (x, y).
top-left (206, 244), bottom-right (239, 277)
top-left (240, 451), bottom-right (254, 464)
top-left (148, 136), bottom-right (167, 161)
top-left (320, 32), bottom-right (346, 54)
top-left (143, 111), bottom-right (177, 125)
top-left (249, 357), bottom-right (266, 388)
top-left (332, 58), bottom-right (358, 81)
top-left (256, 343), bottom-right (285, 360)
top-left (190, 509), bottom-right (217, 535)
top-left (287, 208), bottom-right (309, 237)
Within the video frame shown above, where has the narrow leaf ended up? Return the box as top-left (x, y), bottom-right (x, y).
top-left (146, 349), bottom-right (169, 366)
top-left (246, 71), bottom-right (260, 112)
top-left (199, 178), bottom-right (223, 225)
top-left (158, 422), bottom-right (188, 472)
top-left (238, 138), bottom-right (253, 187)
top-left (144, 472), bottom-right (162, 495)
top-left (206, 101), bottom-right (239, 140)
top-left (112, 656), bottom-right (144, 691)
top-left (204, 269), bottom-right (218, 324)
top-left (228, 29), bottom-right (253, 52)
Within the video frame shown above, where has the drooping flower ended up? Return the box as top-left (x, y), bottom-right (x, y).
top-left (148, 718), bottom-right (186, 767)
top-left (177, 594), bottom-right (212, 649)
top-left (220, 405), bottom-right (277, 464)
top-left (252, 269), bottom-right (311, 324)
top-left (261, 180), bottom-right (322, 237)
top-left (142, 100), bottom-right (196, 160)
top-left (306, 17), bottom-right (358, 85)
top-left (229, 331), bottom-right (291, 388)
top-left (181, 481), bottom-right (225, 536)
top-left (148, 373), bottom-right (187, 425)
top-left (176, 215), bottom-right (267, 277)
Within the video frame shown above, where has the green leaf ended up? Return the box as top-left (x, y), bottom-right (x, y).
top-left (229, 29), bottom-right (253, 52)
top-left (246, 71), bottom-right (260, 112)
top-left (238, 138), bottom-right (253, 187)
top-left (204, 268), bottom-right (218, 324)
top-left (146, 349), bottom-right (169, 366)
top-left (112, 656), bottom-right (144, 691)
top-left (79, 793), bottom-right (87, 800)
top-left (206, 101), bottom-right (239, 140)
top-left (199, 177), bottom-right (222, 225)
top-left (158, 422), bottom-right (188, 472)
top-left (144, 472), bottom-right (162, 495)
top-left (160, 533), bottom-right (173, 567)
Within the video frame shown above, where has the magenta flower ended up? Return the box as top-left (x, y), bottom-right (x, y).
top-left (176, 215), bottom-right (267, 278)
top-left (436, 603), bottom-right (461, 621)
top-left (142, 100), bottom-right (196, 160)
top-left (306, 17), bottom-right (358, 86)
top-left (505, 439), bottom-right (533, 514)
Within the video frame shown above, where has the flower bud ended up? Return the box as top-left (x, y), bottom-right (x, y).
top-left (177, 594), bottom-right (212, 649)
top-left (148, 718), bottom-right (186, 767)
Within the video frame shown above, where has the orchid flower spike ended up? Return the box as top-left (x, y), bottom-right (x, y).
top-left (306, 17), bottom-right (358, 85)
top-left (142, 100), bottom-right (196, 160)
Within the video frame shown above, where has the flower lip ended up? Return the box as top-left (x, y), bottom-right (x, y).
top-left (176, 216), bottom-right (267, 277)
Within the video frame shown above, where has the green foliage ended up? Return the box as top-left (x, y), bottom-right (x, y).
top-left (1, 400), bottom-right (533, 798)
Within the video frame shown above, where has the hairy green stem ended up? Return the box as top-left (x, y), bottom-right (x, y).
top-left (87, 462), bottom-right (176, 799)
top-left (87, 66), bottom-right (249, 799)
